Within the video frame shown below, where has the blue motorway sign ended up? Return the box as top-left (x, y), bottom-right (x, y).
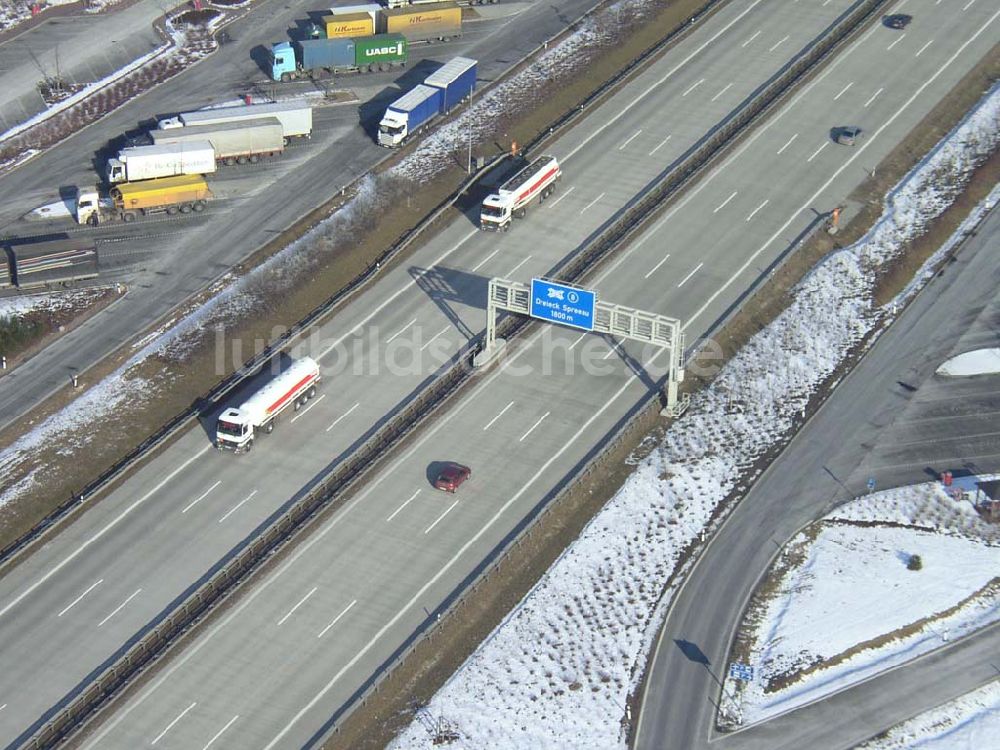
top-left (729, 663), bottom-right (754, 682)
top-left (529, 278), bottom-right (596, 332)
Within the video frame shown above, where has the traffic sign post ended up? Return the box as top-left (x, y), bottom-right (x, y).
top-left (528, 278), bottom-right (596, 332)
top-left (729, 663), bottom-right (754, 682)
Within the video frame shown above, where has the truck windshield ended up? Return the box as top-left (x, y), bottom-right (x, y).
top-left (481, 205), bottom-right (505, 219)
top-left (217, 419), bottom-right (245, 437)
top-left (379, 123), bottom-right (404, 136)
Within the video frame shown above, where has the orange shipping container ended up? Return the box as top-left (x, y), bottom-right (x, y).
top-left (323, 12), bottom-right (375, 39)
top-left (384, 2), bottom-right (461, 40)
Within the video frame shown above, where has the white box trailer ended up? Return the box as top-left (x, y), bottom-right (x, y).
top-left (216, 356), bottom-right (321, 453)
top-left (105, 141), bottom-right (217, 184)
top-left (480, 154), bottom-right (561, 231)
top-left (158, 99), bottom-right (313, 139)
top-left (152, 118), bottom-right (285, 165)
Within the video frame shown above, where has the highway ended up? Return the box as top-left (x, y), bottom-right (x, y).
top-left (0, 0), bottom-right (601, 431)
top-left (635, 195), bottom-right (1000, 744)
top-left (12, 0), bottom-right (986, 747)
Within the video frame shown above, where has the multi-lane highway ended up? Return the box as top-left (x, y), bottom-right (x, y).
top-left (636, 200), bottom-right (1000, 749)
top-left (0, 0), bottom-right (600, 430)
top-left (5, 0), bottom-right (982, 747)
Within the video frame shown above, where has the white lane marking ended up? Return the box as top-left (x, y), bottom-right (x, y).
top-left (470, 248), bottom-right (499, 272)
top-left (0, 704), bottom-right (5, 712)
top-left (420, 325), bottom-right (450, 352)
top-left (644, 253), bottom-right (672, 279)
top-left (833, 81), bottom-right (853, 100)
top-left (603, 343), bottom-right (622, 360)
top-left (385, 318), bottom-right (416, 344)
top-left (822, 0), bottom-right (832, 6)
top-left (562, 0), bottom-right (765, 161)
top-left (547, 185), bottom-right (575, 207)
top-left (218, 490), bottom-right (257, 524)
top-left (915, 39), bottom-right (933, 57)
top-left (97, 588), bottom-right (141, 627)
top-left (768, 35), bottom-right (789, 52)
top-left (741, 30), bottom-right (761, 48)
top-left (713, 191), bottom-right (737, 213)
top-left (325, 402), bottom-right (359, 432)
top-left (681, 78), bottom-right (704, 97)
top-left (776, 132), bottom-right (798, 154)
top-left (290, 394), bottom-right (325, 423)
top-left (424, 498), bottom-right (460, 535)
top-left (483, 401), bottom-right (515, 431)
top-left (807, 142), bottom-right (829, 162)
top-left (711, 82), bottom-right (733, 102)
top-left (864, 87), bottom-right (884, 107)
top-left (151, 702), bottom-right (197, 745)
top-left (505, 256), bottom-right (532, 278)
top-left (202, 715), bottom-right (239, 750)
top-left (182, 481), bottom-right (221, 514)
top-left (519, 412), bottom-right (550, 442)
top-left (57, 579), bottom-right (103, 617)
top-left (277, 587), bottom-right (317, 626)
top-left (579, 192), bottom-right (606, 214)
top-left (317, 599), bottom-right (357, 638)
top-left (649, 134), bottom-right (672, 156)
top-left (386, 490), bottom-right (421, 522)
top-left (746, 199), bottom-right (770, 222)
top-left (567, 332), bottom-right (588, 350)
top-left (887, 33), bottom-right (906, 51)
top-left (619, 129), bottom-right (643, 150)
top-left (685, 8), bottom-right (1000, 330)
top-left (0, 444), bottom-right (210, 622)
top-left (317, 229), bottom-right (479, 361)
top-left (963, 0), bottom-right (976, 10)
top-left (677, 263), bottom-right (704, 288)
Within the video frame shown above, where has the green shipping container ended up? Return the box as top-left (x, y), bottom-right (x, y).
top-left (353, 34), bottom-right (408, 68)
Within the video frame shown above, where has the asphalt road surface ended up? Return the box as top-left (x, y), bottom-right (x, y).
top-left (5, 0), bottom-right (982, 748)
top-left (0, 0), bottom-right (601, 432)
top-left (635, 202), bottom-right (1000, 747)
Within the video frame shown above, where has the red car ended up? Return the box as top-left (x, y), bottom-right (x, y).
top-left (434, 463), bottom-right (472, 493)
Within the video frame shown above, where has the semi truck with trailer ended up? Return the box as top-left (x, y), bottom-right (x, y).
top-left (377, 56), bottom-right (476, 147)
top-left (76, 174), bottom-right (212, 225)
top-left (382, 2), bottom-right (462, 42)
top-left (480, 154), bottom-right (561, 231)
top-left (215, 356), bottom-right (321, 453)
top-left (157, 99), bottom-right (313, 140)
top-left (105, 141), bottom-right (216, 184)
top-left (0, 237), bottom-right (99, 289)
top-left (151, 118), bottom-right (285, 165)
top-left (270, 33), bottom-right (406, 81)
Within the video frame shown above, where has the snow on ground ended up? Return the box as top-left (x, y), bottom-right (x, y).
top-left (388, 84), bottom-right (1000, 750)
top-left (0, 286), bottom-right (115, 317)
top-left (857, 681), bottom-right (1000, 750)
top-left (0, 0), bottom-right (124, 35)
top-left (937, 348), bottom-right (1000, 377)
top-left (721, 513), bottom-right (1000, 726)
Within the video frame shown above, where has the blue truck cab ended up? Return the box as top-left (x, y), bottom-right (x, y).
top-left (270, 42), bottom-right (296, 82)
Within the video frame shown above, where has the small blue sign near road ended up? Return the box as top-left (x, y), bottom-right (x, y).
top-left (867, 477), bottom-right (877, 492)
top-left (729, 663), bottom-right (754, 682)
top-left (529, 278), bottom-right (596, 332)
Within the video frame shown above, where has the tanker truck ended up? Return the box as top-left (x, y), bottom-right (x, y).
top-left (215, 356), bottom-right (321, 453)
top-left (480, 155), bottom-right (561, 231)
top-left (76, 174), bottom-right (212, 225)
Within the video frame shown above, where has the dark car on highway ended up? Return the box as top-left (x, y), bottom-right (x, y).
top-left (434, 463), bottom-right (472, 493)
top-left (883, 14), bottom-right (912, 30)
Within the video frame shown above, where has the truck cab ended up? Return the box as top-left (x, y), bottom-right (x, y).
top-left (271, 42), bottom-right (298, 82)
top-left (75, 189), bottom-right (103, 226)
top-left (216, 407), bottom-right (255, 452)
top-left (377, 111), bottom-right (408, 147)
top-left (105, 159), bottom-right (127, 184)
top-left (479, 195), bottom-right (510, 230)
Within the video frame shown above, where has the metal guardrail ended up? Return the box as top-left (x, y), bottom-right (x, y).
top-left (23, 0), bottom-right (891, 746)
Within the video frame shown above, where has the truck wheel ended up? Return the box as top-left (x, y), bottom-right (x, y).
top-left (245, 439), bottom-right (253, 452)
top-left (180, 204), bottom-right (192, 214)
top-left (123, 211), bottom-right (137, 222)
top-left (225, 157), bottom-right (236, 167)
top-left (249, 154), bottom-right (260, 164)
top-left (237, 155), bottom-right (249, 165)
top-left (265, 421), bottom-right (274, 434)
top-left (281, 73), bottom-right (290, 83)
top-left (294, 398), bottom-right (302, 411)
top-left (307, 386), bottom-right (317, 399)
top-left (193, 201), bottom-right (206, 212)
top-left (167, 205), bottom-right (179, 215)
top-left (514, 207), bottom-right (526, 219)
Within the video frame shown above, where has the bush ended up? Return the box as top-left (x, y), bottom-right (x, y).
top-left (0, 314), bottom-right (44, 357)
top-left (907, 554), bottom-right (923, 571)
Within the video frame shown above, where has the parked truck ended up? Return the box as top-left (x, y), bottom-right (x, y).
top-left (0, 237), bottom-right (98, 289)
top-left (215, 356), bottom-right (321, 453)
top-left (382, 2), bottom-right (462, 42)
top-left (157, 99), bottom-right (313, 140)
top-left (377, 56), bottom-right (476, 147)
top-left (480, 155), bottom-right (561, 231)
top-left (152, 118), bottom-right (285, 165)
top-left (270, 33), bottom-right (407, 81)
top-left (105, 141), bottom-right (216, 184)
top-left (76, 174), bottom-right (212, 225)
